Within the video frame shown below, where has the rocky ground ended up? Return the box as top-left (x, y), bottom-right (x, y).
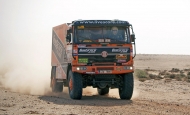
top-left (0, 54), bottom-right (190, 115)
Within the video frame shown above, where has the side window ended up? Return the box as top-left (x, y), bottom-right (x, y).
top-left (125, 28), bottom-right (130, 42)
top-left (66, 29), bottom-right (72, 43)
top-left (119, 29), bottom-right (125, 40)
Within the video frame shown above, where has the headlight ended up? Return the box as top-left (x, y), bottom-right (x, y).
top-left (76, 66), bottom-right (87, 70)
top-left (123, 66), bottom-right (133, 70)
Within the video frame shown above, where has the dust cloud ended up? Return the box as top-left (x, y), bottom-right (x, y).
top-left (83, 87), bottom-right (98, 96)
top-left (0, 60), bottom-right (51, 95)
top-left (132, 79), bottom-right (140, 100)
top-left (0, 36), bottom-right (51, 95)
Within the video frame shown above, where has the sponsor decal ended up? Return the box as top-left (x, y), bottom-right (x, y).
top-left (101, 51), bottom-right (108, 58)
top-left (52, 31), bottom-right (68, 76)
top-left (116, 54), bottom-right (127, 59)
top-left (53, 35), bottom-right (63, 58)
top-left (78, 58), bottom-right (88, 63)
top-left (56, 66), bottom-right (62, 79)
top-left (77, 20), bottom-right (127, 25)
top-left (112, 48), bottom-right (128, 53)
top-left (79, 48), bottom-right (97, 53)
top-left (77, 25), bottom-right (84, 29)
top-left (52, 31), bottom-right (67, 65)
top-left (78, 47), bottom-right (129, 55)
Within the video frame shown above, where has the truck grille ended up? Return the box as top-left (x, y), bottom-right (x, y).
top-left (77, 47), bottom-right (130, 63)
top-left (78, 55), bottom-right (130, 63)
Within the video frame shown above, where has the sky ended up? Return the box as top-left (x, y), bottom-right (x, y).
top-left (1, 0), bottom-right (190, 56)
top-left (0, 0), bottom-right (189, 94)
top-left (0, 0), bottom-right (190, 68)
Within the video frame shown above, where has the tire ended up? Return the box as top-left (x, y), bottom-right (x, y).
top-left (119, 73), bottom-right (134, 100)
top-left (51, 66), bottom-right (63, 92)
top-left (97, 87), bottom-right (109, 95)
top-left (68, 70), bottom-right (83, 99)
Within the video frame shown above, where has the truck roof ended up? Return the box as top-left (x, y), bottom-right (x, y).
top-left (72, 20), bottom-right (131, 26)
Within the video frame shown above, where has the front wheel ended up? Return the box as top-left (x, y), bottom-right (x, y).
top-left (119, 73), bottom-right (134, 100)
top-left (68, 71), bottom-right (83, 100)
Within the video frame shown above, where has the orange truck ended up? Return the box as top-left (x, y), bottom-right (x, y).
top-left (51, 20), bottom-right (136, 100)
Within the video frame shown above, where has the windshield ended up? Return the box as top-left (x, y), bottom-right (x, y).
top-left (74, 26), bottom-right (130, 44)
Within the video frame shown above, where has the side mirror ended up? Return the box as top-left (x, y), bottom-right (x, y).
top-left (66, 33), bottom-right (71, 42)
top-left (131, 34), bottom-right (136, 42)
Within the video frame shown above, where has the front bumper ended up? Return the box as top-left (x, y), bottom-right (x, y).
top-left (72, 65), bottom-right (134, 74)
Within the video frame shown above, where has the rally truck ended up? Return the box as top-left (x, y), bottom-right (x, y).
top-left (51, 20), bottom-right (136, 100)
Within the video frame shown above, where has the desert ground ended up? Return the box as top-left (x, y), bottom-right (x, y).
top-left (1, 54), bottom-right (190, 115)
